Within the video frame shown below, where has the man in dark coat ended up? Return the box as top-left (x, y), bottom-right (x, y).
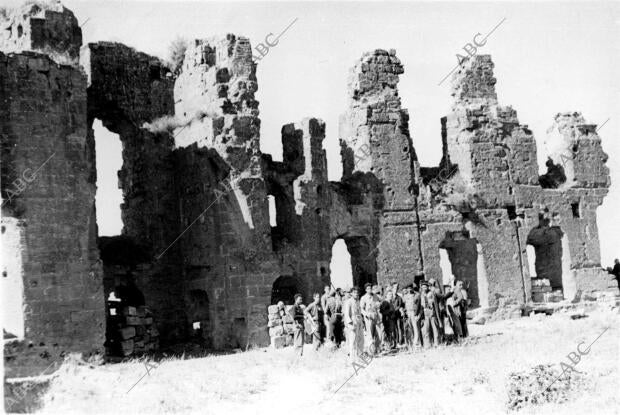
top-left (379, 291), bottom-right (397, 350)
top-left (453, 280), bottom-right (469, 338)
top-left (606, 259), bottom-right (620, 290)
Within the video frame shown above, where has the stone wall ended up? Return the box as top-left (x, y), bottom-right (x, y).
top-left (1, 2), bottom-right (615, 377)
top-left (0, 2), bottom-right (81, 66)
top-left (1, 49), bottom-right (104, 377)
top-left (85, 41), bottom-right (186, 345)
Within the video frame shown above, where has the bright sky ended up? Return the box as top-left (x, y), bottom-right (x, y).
top-left (39, 0), bottom-right (620, 268)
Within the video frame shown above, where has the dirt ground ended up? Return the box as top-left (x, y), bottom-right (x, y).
top-left (36, 308), bottom-right (619, 415)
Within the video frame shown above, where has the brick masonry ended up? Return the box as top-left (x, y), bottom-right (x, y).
top-left (1, 2), bottom-right (615, 379)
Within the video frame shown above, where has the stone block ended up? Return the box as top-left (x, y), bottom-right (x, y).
top-left (126, 316), bottom-right (141, 325)
top-left (118, 327), bottom-right (136, 340)
top-left (120, 339), bottom-right (134, 356)
top-left (269, 326), bottom-right (283, 337)
top-left (271, 335), bottom-right (287, 349)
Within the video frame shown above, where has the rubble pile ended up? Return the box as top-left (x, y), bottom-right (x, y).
top-left (107, 305), bottom-right (160, 357)
top-left (267, 305), bottom-right (294, 348)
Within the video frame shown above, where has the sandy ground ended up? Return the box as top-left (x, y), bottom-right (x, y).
top-left (36, 308), bottom-right (619, 415)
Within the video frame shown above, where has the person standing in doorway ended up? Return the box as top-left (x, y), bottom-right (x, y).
top-left (453, 280), bottom-right (469, 338)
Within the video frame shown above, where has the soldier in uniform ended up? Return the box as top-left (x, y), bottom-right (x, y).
top-left (320, 285), bottom-right (331, 341)
top-left (305, 292), bottom-right (323, 350)
top-left (390, 283), bottom-right (405, 346)
top-left (403, 284), bottom-right (422, 349)
top-left (453, 280), bottom-right (469, 337)
top-left (421, 281), bottom-right (440, 348)
top-left (325, 289), bottom-right (343, 346)
top-left (290, 294), bottom-right (306, 355)
top-left (360, 283), bottom-right (381, 355)
top-left (379, 291), bottom-right (397, 350)
top-left (344, 287), bottom-right (364, 363)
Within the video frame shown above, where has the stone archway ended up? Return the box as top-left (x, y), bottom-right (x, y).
top-left (439, 231), bottom-right (485, 308)
top-left (526, 224), bottom-right (565, 290)
top-left (271, 276), bottom-right (299, 305)
top-left (187, 289), bottom-right (211, 345)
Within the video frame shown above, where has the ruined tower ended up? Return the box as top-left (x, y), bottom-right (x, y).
top-left (1, 3), bottom-right (104, 377)
top-left (1, 2), bottom-right (614, 376)
top-left (339, 49), bottom-right (422, 286)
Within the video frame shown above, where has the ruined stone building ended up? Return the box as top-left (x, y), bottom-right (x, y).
top-left (1, 3), bottom-right (614, 375)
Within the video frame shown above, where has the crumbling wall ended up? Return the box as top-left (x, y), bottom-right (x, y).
top-left (1, 47), bottom-right (104, 376)
top-left (543, 113), bottom-right (610, 189)
top-left (85, 41), bottom-right (186, 345)
top-left (0, 2), bottom-right (81, 66)
top-left (2, 0), bottom-right (614, 365)
top-left (172, 35), bottom-right (274, 348)
top-left (339, 49), bottom-right (422, 286)
top-left (429, 55), bottom-right (612, 306)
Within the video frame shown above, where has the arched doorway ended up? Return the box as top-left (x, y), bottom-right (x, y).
top-left (187, 289), bottom-right (210, 345)
top-left (271, 276), bottom-right (299, 305)
top-left (439, 231), bottom-right (484, 308)
top-left (526, 224), bottom-right (564, 290)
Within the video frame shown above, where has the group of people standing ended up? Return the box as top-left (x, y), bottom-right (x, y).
top-left (285, 278), bottom-right (470, 361)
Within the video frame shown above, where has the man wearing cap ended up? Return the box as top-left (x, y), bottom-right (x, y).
top-left (453, 280), bottom-right (469, 337)
top-left (403, 283), bottom-right (422, 348)
top-left (304, 292), bottom-right (323, 350)
top-left (344, 286), bottom-right (364, 363)
top-left (379, 290), bottom-right (397, 350)
top-left (361, 283), bottom-right (381, 355)
top-left (420, 281), bottom-right (440, 348)
top-left (325, 289), bottom-right (342, 345)
top-left (444, 284), bottom-right (462, 340)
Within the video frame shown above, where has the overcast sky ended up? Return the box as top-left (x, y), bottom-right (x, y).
top-left (42, 0), bottom-right (620, 270)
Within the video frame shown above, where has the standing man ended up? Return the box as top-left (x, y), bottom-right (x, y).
top-left (335, 288), bottom-right (345, 344)
top-left (421, 282), bottom-right (440, 348)
top-left (290, 294), bottom-right (306, 355)
top-left (444, 285), bottom-right (462, 341)
top-left (320, 285), bottom-right (331, 341)
top-left (360, 283), bottom-right (381, 355)
top-left (305, 292), bottom-right (323, 350)
top-left (606, 259), bottom-right (620, 289)
top-left (344, 287), bottom-right (364, 364)
top-left (276, 301), bottom-right (288, 334)
top-left (379, 291), bottom-right (396, 350)
top-left (403, 284), bottom-right (422, 349)
top-left (428, 278), bottom-right (449, 345)
top-left (453, 280), bottom-right (469, 338)
top-left (390, 284), bottom-right (405, 346)
top-left (324, 290), bottom-right (340, 345)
